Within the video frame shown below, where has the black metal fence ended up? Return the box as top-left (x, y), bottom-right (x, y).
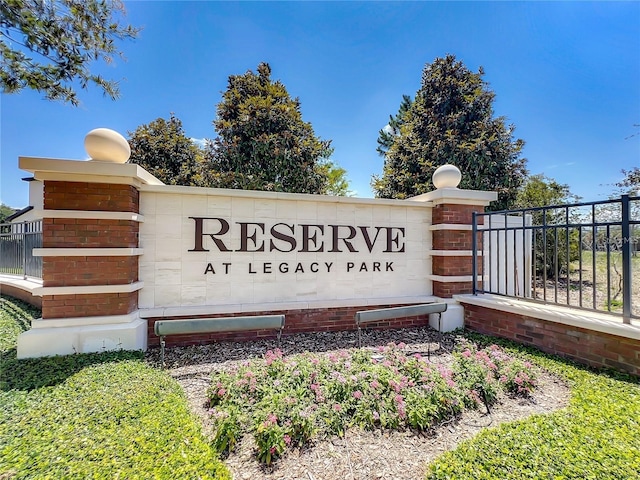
top-left (472, 195), bottom-right (640, 324)
top-left (0, 220), bottom-right (43, 279)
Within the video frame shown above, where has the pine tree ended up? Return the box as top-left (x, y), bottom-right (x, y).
top-left (0, 0), bottom-right (138, 105)
top-left (206, 62), bottom-right (333, 194)
top-left (372, 55), bottom-right (527, 211)
top-left (376, 94), bottom-right (413, 157)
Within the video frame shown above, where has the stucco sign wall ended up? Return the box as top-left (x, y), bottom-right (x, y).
top-left (138, 186), bottom-right (432, 310)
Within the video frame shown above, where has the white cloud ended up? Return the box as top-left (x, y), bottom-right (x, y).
top-left (190, 137), bottom-right (209, 149)
top-left (545, 161), bottom-right (576, 170)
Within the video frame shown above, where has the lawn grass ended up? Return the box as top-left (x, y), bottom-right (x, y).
top-left (426, 334), bottom-right (640, 479)
top-left (0, 295), bottom-right (231, 479)
top-left (3, 293), bottom-right (639, 479)
top-left (569, 250), bottom-right (640, 315)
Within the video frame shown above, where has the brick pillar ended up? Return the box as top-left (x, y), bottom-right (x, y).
top-left (409, 165), bottom-right (497, 331)
top-left (17, 152), bottom-right (161, 358)
top-left (430, 203), bottom-right (485, 298)
top-left (41, 181), bottom-right (140, 319)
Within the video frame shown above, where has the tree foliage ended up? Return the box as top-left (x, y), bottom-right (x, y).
top-left (616, 167), bottom-right (640, 193)
top-left (373, 55), bottom-right (527, 210)
top-left (206, 62), bottom-right (334, 194)
top-left (0, 0), bottom-right (139, 105)
top-left (514, 174), bottom-right (578, 209)
top-left (376, 94), bottom-right (412, 157)
top-left (319, 161), bottom-right (352, 196)
top-left (0, 203), bottom-right (17, 223)
top-left (515, 174), bottom-right (580, 279)
top-left (127, 114), bottom-right (205, 186)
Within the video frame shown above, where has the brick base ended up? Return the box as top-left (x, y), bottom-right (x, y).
top-left (42, 292), bottom-right (138, 318)
top-left (462, 302), bottom-right (640, 376)
top-left (146, 303), bottom-right (432, 347)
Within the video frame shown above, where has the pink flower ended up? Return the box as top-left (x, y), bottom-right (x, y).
top-left (397, 404), bottom-right (406, 419)
top-left (462, 349), bottom-right (472, 358)
top-left (373, 411), bottom-right (380, 421)
top-left (270, 446), bottom-right (276, 454)
top-left (284, 434), bottom-right (291, 446)
top-left (217, 388), bottom-right (226, 396)
top-left (370, 380), bottom-right (381, 389)
top-left (333, 404), bottom-right (342, 412)
top-left (353, 390), bottom-right (363, 400)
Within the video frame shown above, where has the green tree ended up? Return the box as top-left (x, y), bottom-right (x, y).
top-left (514, 174), bottom-right (578, 210)
top-left (372, 54), bottom-right (527, 210)
top-left (319, 161), bottom-right (352, 196)
top-left (206, 62), bottom-right (333, 194)
top-left (127, 114), bottom-right (205, 186)
top-left (0, 203), bottom-right (17, 222)
top-left (515, 174), bottom-right (580, 280)
top-left (0, 0), bottom-right (139, 106)
top-left (376, 94), bottom-right (413, 157)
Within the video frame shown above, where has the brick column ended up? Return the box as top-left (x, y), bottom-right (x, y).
top-left (430, 203), bottom-right (485, 298)
top-left (409, 165), bottom-right (497, 331)
top-left (16, 150), bottom-right (163, 358)
top-left (41, 181), bottom-right (140, 319)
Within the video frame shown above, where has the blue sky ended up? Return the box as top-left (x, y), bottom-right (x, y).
top-left (1, 1), bottom-right (639, 208)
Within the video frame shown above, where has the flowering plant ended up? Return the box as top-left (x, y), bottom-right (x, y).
top-left (207, 342), bottom-right (537, 464)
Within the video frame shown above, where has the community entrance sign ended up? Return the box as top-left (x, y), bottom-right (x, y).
top-left (13, 129), bottom-right (497, 358)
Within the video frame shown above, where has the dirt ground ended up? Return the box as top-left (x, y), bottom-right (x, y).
top-left (146, 327), bottom-right (571, 480)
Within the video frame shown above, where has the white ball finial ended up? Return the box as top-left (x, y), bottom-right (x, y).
top-left (84, 128), bottom-right (131, 163)
top-left (432, 164), bottom-right (461, 189)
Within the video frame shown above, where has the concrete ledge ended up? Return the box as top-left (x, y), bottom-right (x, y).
top-left (454, 293), bottom-right (640, 341)
top-left (34, 209), bottom-right (144, 222)
top-left (31, 311), bottom-right (140, 329)
top-left (19, 156), bottom-right (163, 187)
top-left (410, 188), bottom-right (497, 206)
top-left (33, 248), bottom-right (144, 257)
top-left (17, 317), bottom-right (148, 358)
top-left (430, 275), bottom-right (481, 282)
top-left (429, 224), bottom-right (473, 231)
top-left (0, 275), bottom-right (43, 308)
top-left (139, 296), bottom-right (440, 319)
top-left (33, 281), bottom-right (144, 296)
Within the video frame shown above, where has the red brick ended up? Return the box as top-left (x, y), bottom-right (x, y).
top-left (460, 302), bottom-right (640, 377)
